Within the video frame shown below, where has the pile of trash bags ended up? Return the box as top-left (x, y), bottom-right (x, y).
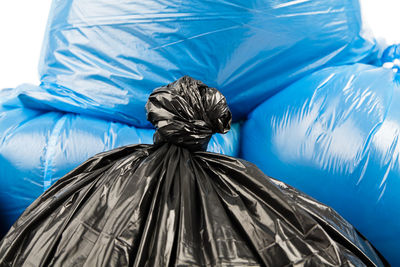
top-left (0, 76), bottom-right (387, 266)
top-left (0, 86), bottom-right (240, 236)
top-left (1, 0), bottom-right (399, 265)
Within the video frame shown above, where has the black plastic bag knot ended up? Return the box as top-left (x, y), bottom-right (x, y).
top-left (146, 76), bottom-right (232, 151)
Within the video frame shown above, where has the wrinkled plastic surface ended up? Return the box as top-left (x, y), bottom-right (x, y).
top-left (242, 63), bottom-right (400, 266)
top-left (381, 44), bottom-right (400, 71)
top-left (0, 86), bottom-right (240, 237)
top-left (20, 0), bottom-right (377, 127)
top-left (0, 77), bottom-right (386, 267)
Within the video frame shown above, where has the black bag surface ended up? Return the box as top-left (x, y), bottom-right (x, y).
top-left (0, 77), bottom-right (386, 266)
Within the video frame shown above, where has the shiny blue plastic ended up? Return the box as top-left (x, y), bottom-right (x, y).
top-left (382, 44), bottom-right (400, 71)
top-left (242, 62), bottom-right (400, 266)
top-left (0, 88), bottom-right (240, 236)
top-left (18, 0), bottom-right (376, 127)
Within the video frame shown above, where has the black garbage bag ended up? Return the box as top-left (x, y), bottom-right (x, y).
top-left (0, 76), bottom-right (386, 267)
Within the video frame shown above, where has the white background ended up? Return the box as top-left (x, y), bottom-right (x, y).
top-left (0, 0), bottom-right (399, 90)
top-left (0, 0), bottom-right (52, 89)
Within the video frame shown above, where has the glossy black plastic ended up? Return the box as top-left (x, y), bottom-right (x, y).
top-left (0, 77), bottom-right (386, 266)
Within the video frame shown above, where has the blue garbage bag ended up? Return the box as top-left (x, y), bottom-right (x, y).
top-left (19, 0), bottom-right (376, 127)
top-left (0, 88), bottom-right (240, 237)
top-left (241, 53), bottom-right (400, 265)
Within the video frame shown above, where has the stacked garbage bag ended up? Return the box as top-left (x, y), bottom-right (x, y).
top-left (22, 0), bottom-right (376, 126)
top-left (242, 45), bottom-right (400, 265)
top-left (0, 0), bottom-right (398, 265)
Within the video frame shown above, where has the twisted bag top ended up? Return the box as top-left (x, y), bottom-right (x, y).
top-left (147, 76), bottom-right (231, 151)
top-left (0, 77), bottom-right (386, 266)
